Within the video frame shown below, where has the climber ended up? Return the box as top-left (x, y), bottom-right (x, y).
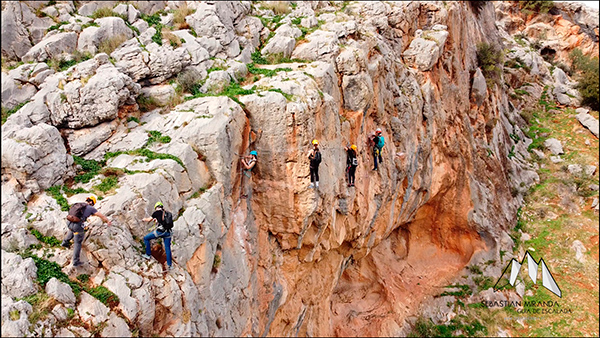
top-left (345, 144), bottom-right (358, 187)
top-left (141, 202), bottom-right (174, 271)
top-left (240, 150), bottom-right (258, 199)
top-left (61, 195), bottom-right (112, 268)
top-left (370, 128), bottom-right (385, 171)
top-left (308, 139), bottom-right (321, 189)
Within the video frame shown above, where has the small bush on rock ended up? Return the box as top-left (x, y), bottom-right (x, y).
top-left (98, 34), bottom-right (128, 55)
top-left (476, 42), bottom-right (503, 88)
top-left (570, 49), bottom-right (599, 111)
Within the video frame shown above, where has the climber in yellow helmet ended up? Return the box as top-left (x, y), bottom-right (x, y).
top-left (344, 144), bottom-right (358, 187)
top-left (62, 195), bottom-right (112, 268)
top-left (308, 139), bottom-right (321, 189)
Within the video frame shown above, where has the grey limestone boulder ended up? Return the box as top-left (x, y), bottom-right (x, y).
top-left (1, 123), bottom-right (72, 191)
top-left (471, 68), bottom-right (487, 107)
top-left (543, 138), bottom-right (564, 155)
top-left (103, 272), bottom-right (138, 322)
top-left (77, 292), bottom-right (109, 325)
top-left (1, 2), bottom-right (34, 60)
top-left (78, 1), bottom-right (118, 17)
top-left (45, 278), bottom-right (76, 307)
top-left (65, 120), bottom-right (120, 157)
top-left (576, 111), bottom-right (599, 138)
top-left (101, 312), bottom-right (132, 337)
top-left (47, 54), bottom-right (141, 129)
top-left (22, 32), bottom-right (78, 62)
top-left (402, 28), bottom-right (449, 71)
top-left (114, 3), bottom-right (141, 24)
top-left (292, 30), bottom-right (340, 62)
top-left (78, 17), bottom-right (134, 55)
top-left (1, 251), bottom-right (38, 299)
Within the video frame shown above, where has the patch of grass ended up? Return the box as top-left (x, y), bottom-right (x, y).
top-left (189, 185), bottom-right (210, 199)
top-left (262, 1), bottom-right (291, 15)
top-left (173, 3), bottom-right (193, 29)
top-left (105, 148), bottom-right (186, 169)
top-left (176, 68), bottom-right (203, 94)
top-left (137, 94), bottom-right (160, 112)
top-left (409, 316), bottom-right (488, 337)
top-left (212, 253), bottom-right (221, 271)
top-left (73, 156), bottom-right (104, 183)
top-left (439, 284), bottom-right (471, 298)
top-left (46, 186), bottom-right (70, 211)
top-left (251, 50), bottom-right (269, 65)
top-left (141, 12), bottom-right (161, 26)
top-left (268, 88), bottom-right (293, 101)
top-left (20, 253), bottom-right (82, 295)
top-left (47, 50), bottom-right (93, 72)
top-left (9, 309), bottom-right (20, 320)
top-left (146, 130), bottom-right (172, 146)
top-left (127, 116), bottom-right (140, 124)
top-left (93, 176), bottom-right (118, 193)
top-left (473, 276), bottom-right (495, 292)
top-left (91, 8), bottom-right (127, 20)
top-left (1, 101), bottom-right (29, 125)
top-left (76, 274), bottom-right (90, 283)
top-left (87, 286), bottom-right (119, 307)
top-left (247, 63), bottom-right (292, 77)
top-left (186, 80), bottom-right (256, 107)
top-left (47, 21), bottom-right (69, 32)
top-left (30, 228), bottom-right (62, 247)
top-left (519, 1), bottom-right (555, 15)
top-left (151, 24), bottom-right (164, 45)
top-left (81, 21), bottom-right (99, 29)
top-left (98, 34), bottom-right (128, 55)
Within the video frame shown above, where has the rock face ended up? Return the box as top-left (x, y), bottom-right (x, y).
top-left (1, 1), bottom-right (597, 337)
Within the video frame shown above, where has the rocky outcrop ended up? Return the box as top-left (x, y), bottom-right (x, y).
top-left (495, 1), bottom-right (599, 64)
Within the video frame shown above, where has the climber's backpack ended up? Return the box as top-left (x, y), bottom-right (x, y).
top-left (66, 202), bottom-right (87, 223)
top-left (377, 136), bottom-right (385, 149)
top-left (313, 150), bottom-right (322, 165)
top-left (162, 210), bottom-right (174, 231)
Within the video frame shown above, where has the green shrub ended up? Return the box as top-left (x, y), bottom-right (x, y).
top-left (476, 42), bottom-right (503, 87)
top-left (176, 68), bottom-right (202, 93)
top-left (141, 13), bottom-right (161, 26)
top-left (146, 130), bottom-right (172, 146)
top-left (30, 229), bottom-right (62, 247)
top-left (570, 49), bottom-right (599, 111)
top-left (152, 25), bottom-right (163, 45)
top-left (519, 1), bottom-right (554, 15)
top-left (47, 21), bottom-right (69, 32)
top-left (73, 156), bottom-right (104, 183)
top-left (46, 186), bottom-right (70, 211)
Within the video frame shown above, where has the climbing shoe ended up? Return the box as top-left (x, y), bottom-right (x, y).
top-left (141, 254), bottom-right (151, 260)
top-left (61, 241), bottom-right (71, 249)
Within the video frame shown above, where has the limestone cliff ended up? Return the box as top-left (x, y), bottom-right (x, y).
top-left (1, 1), bottom-right (597, 337)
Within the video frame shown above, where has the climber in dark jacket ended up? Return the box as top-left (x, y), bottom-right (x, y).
top-left (308, 139), bottom-right (321, 189)
top-left (345, 144), bottom-right (358, 187)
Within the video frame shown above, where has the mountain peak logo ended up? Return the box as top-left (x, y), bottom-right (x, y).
top-left (494, 250), bottom-right (562, 298)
